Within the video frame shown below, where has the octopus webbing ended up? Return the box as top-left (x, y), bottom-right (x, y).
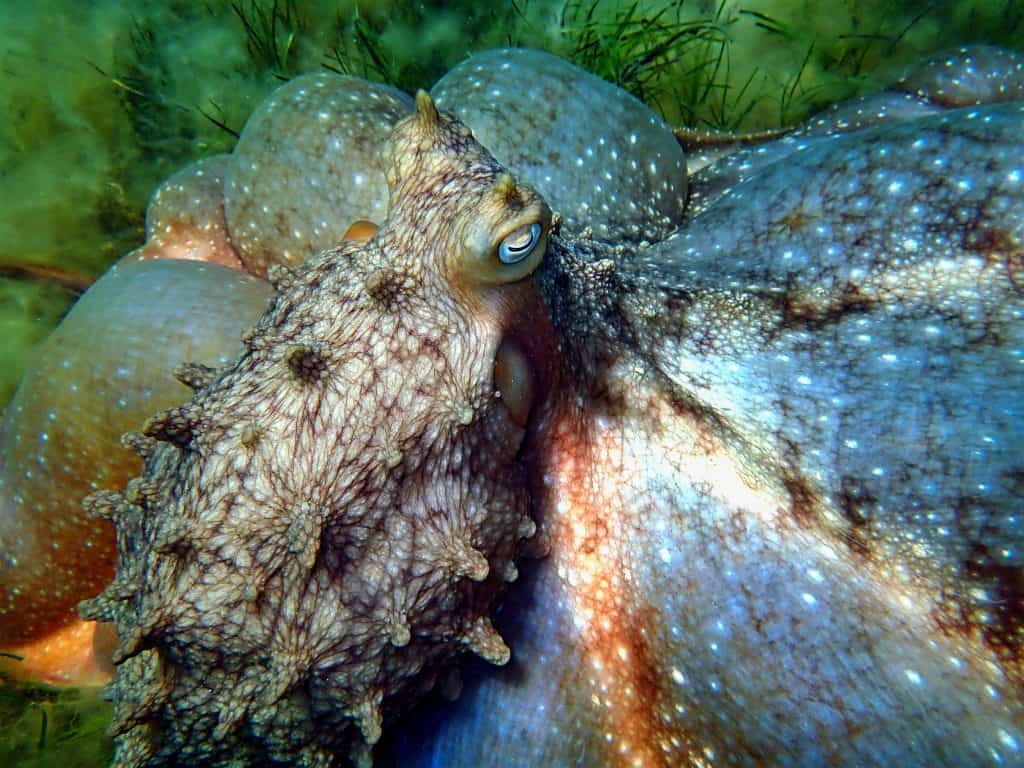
top-left (1, 46), bottom-right (1023, 766)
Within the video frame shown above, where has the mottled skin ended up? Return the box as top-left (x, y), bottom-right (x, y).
top-left (389, 49), bottom-right (1023, 766)
top-left (82, 94), bottom-right (555, 767)
top-left (395, 99), bottom-right (1024, 766)
top-left (1, 45), bottom-right (1022, 768)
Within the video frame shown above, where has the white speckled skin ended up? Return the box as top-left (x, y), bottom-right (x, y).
top-left (389, 61), bottom-right (1024, 767)
top-left (141, 155), bottom-right (243, 270)
top-left (2, 45), bottom-right (1023, 767)
top-left (898, 45), bottom-right (1024, 107)
top-left (432, 48), bottom-right (687, 243)
top-left (0, 49), bottom-right (689, 683)
top-left (686, 47), bottom-right (1024, 220)
top-left (225, 73), bottom-right (414, 275)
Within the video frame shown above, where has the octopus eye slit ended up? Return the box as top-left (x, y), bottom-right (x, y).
top-left (498, 222), bottom-right (542, 265)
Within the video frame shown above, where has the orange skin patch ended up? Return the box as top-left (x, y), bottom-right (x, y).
top-left (529, 375), bottom-right (1021, 766)
top-left (137, 155), bottom-right (244, 272)
top-left (1, 619), bottom-right (115, 686)
top-left (0, 362), bottom-right (137, 649)
top-left (343, 219), bottom-right (380, 243)
top-left (542, 416), bottom-right (667, 767)
top-left (135, 217), bottom-right (244, 271)
top-left (534, 395), bottom-right (710, 768)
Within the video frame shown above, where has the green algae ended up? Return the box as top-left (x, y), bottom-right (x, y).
top-left (0, 675), bottom-right (113, 768)
top-left (1, 2), bottom-right (1022, 765)
top-left (0, 279), bottom-right (74, 406)
top-left (1, 0), bottom-right (1020, 356)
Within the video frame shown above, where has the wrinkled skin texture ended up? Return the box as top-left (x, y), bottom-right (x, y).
top-left (80, 95), bottom-right (555, 767)
top-left (394, 100), bottom-right (1024, 767)
top-left (1, 46), bottom-right (1023, 766)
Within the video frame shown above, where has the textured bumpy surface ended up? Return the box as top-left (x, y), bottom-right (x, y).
top-left (2, 45), bottom-right (1023, 768)
top-left (81, 95), bottom-right (551, 767)
top-left (685, 47), bottom-right (1024, 219)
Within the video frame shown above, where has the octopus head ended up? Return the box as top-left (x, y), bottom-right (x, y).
top-left (82, 92), bottom-right (559, 766)
top-left (373, 89), bottom-right (556, 425)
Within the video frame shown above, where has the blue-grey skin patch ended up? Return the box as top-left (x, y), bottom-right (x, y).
top-left (390, 60), bottom-right (1024, 768)
top-left (686, 46), bottom-right (1024, 220)
top-left (225, 73), bottom-right (414, 275)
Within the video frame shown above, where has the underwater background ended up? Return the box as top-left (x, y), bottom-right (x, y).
top-left (1, 0), bottom-right (1022, 765)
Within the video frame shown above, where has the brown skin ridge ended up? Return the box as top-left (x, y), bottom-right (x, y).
top-left (521, 387), bottom-right (707, 768)
top-left (927, 493), bottom-right (1024, 687)
top-left (970, 223), bottom-right (1024, 296)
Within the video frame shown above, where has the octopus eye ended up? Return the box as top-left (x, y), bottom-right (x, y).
top-left (498, 222), bottom-right (542, 264)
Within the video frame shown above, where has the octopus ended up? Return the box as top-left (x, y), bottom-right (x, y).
top-left (1, 45), bottom-right (1023, 767)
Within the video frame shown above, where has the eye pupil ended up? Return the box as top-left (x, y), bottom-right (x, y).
top-left (498, 222), bottom-right (542, 264)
